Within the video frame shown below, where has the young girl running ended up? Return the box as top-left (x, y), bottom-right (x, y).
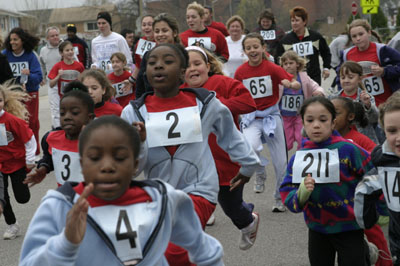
top-left (279, 50), bottom-right (325, 151)
top-left (339, 19), bottom-right (400, 106)
top-left (25, 83), bottom-right (95, 187)
top-left (80, 69), bottom-right (123, 117)
top-left (20, 115), bottom-right (224, 266)
top-left (121, 43), bottom-right (259, 265)
top-left (280, 96), bottom-right (375, 266)
top-left (182, 46), bottom-right (259, 250)
top-left (0, 83), bottom-right (36, 240)
top-left (48, 41), bottom-right (84, 98)
top-left (334, 60), bottom-right (380, 144)
top-left (107, 52), bottom-right (134, 107)
top-left (234, 33), bottom-right (300, 211)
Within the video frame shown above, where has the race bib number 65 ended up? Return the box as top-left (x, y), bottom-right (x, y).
top-left (242, 76), bottom-right (273, 99)
top-left (292, 149), bottom-right (340, 183)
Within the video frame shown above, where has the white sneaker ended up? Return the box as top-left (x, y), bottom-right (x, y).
top-left (206, 213), bottom-right (215, 226)
top-left (3, 222), bottom-right (20, 240)
top-left (239, 212), bottom-right (259, 250)
top-left (254, 172), bottom-right (266, 193)
top-left (365, 236), bottom-right (379, 265)
top-left (272, 201), bottom-right (286, 213)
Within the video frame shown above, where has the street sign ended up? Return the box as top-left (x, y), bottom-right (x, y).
top-left (363, 6), bottom-right (378, 14)
top-left (360, 0), bottom-right (379, 7)
top-left (351, 2), bottom-right (357, 16)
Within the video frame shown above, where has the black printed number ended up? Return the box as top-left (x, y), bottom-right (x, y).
top-left (191, 39), bottom-right (205, 48)
top-left (11, 62), bottom-right (27, 76)
top-left (295, 42), bottom-right (310, 55)
top-left (166, 112), bottom-right (181, 139)
top-left (249, 78), bottom-right (266, 96)
top-left (384, 171), bottom-right (400, 204)
top-left (301, 152), bottom-right (329, 178)
top-left (283, 96), bottom-right (300, 110)
top-left (116, 210), bottom-right (137, 249)
top-left (61, 154), bottom-right (71, 181)
top-left (141, 41), bottom-right (153, 53)
top-left (101, 60), bottom-right (111, 71)
top-left (363, 77), bottom-right (380, 93)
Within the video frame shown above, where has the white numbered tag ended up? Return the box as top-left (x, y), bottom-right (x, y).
top-left (242, 76), bottom-right (273, 99)
top-left (260, 30), bottom-right (276, 40)
top-left (362, 76), bottom-right (384, 96)
top-left (73, 46), bottom-right (79, 56)
top-left (292, 149), bottom-right (340, 184)
top-left (188, 37), bottom-right (212, 50)
top-left (0, 124), bottom-right (7, 146)
top-left (52, 148), bottom-right (83, 184)
top-left (293, 41), bottom-right (314, 56)
top-left (281, 95), bottom-right (303, 112)
top-left (135, 39), bottom-right (156, 56)
top-left (9, 61), bottom-right (29, 76)
top-left (99, 59), bottom-right (111, 72)
top-left (113, 82), bottom-right (132, 98)
top-left (90, 203), bottom-right (158, 262)
top-left (60, 81), bottom-right (69, 95)
top-left (378, 167), bottom-right (400, 212)
top-left (357, 61), bottom-right (376, 75)
top-left (146, 106), bottom-right (203, 148)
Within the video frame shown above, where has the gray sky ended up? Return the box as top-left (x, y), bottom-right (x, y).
top-left (0, 0), bottom-right (85, 11)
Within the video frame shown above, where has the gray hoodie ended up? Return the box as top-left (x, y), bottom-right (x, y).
top-left (39, 41), bottom-right (61, 80)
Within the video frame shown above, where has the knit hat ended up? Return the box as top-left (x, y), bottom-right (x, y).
top-left (66, 24), bottom-right (77, 33)
top-left (97, 11), bottom-right (112, 27)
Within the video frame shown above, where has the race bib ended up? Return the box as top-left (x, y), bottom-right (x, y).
top-left (135, 39), bottom-right (156, 57)
top-left (378, 167), bottom-right (400, 212)
top-left (60, 81), bottom-right (69, 95)
top-left (9, 61), bottom-right (29, 76)
top-left (73, 46), bottom-right (79, 56)
top-left (0, 124), bottom-right (7, 146)
top-left (362, 76), bottom-right (384, 96)
top-left (260, 30), bottom-right (276, 40)
top-left (99, 59), bottom-right (112, 72)
top-left (188, 37), bottom-right (212, 50)
top-left (292, 149), bottom-right (340, 184)
top-left (146, 106), bottom-right (203, 148)
top-left (293, 41), bottom-right (314, 57)
top-left (113, 82), bottom-right (132, 98)
top-left (52, 148), bottom-right (83, 184)
top-left (242, 76), bottom-right (273, 99)
top-left (281, 95), bottom-right (303, 112)
top-left (358, 61), bottom-right (376, 75)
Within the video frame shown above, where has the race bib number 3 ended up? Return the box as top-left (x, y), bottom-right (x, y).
top-left (293, 41), bottom-right (314, 57)
top-left (52, 148), bottom-right (83, 184)
top-left (0, 124), bottom-right (7, 146)
top-left (292, 149), bottom-right (340, 184)
top-left (378, 167), bottom-right (400, 212)
top-left (188, 37), bottom-right (212, 50)
top-left (10, 61), bottom-right (29, 76)
top-left (146, 106), bottom-right (203, 148)
top-left (281, 95), bottom-right (303, 112)
top-left (362, 76), bottom-right (384, 96)
top-left (242, 76), bottom-right (273, 99)
top-left (135, 39), bottom-right (156, 56)
top-left (260, 30), bottom-right (276, 40)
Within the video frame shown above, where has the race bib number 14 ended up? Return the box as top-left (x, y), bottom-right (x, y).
top-left (378, 167), bottom-right (400, 212)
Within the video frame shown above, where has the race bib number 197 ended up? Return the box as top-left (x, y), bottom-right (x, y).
top-left (293, 41), bottom-right (314, 57)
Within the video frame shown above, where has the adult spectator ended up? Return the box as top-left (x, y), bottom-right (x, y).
top-left (203, 6), bottom-right (229, 36)
top-left (223, 15), bottom-right (247, 78)
top-left (277, 6), bottom-right (331, 85)
top-left (39, 26), bottom-right (62, 129)
top-left (3, 28), bottom-right (43, 154)
top-left (253, 9), bottom-right (285, 61)
top-left (388, 31), bottom-right (400, 52)
top-left (180, 1), bottom-right (229, 62)
top-left (91, 11), bottom-right (132, 72)
top-left (120, 28), bottom-right (135, 72)
top-left (66, 24), bottom-right (90, 69)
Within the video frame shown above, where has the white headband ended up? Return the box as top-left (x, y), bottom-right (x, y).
top-left (185, 46), bottom-right (208, 62)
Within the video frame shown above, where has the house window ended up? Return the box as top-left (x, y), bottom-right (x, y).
top-left (86, 22), bottom-right (98, 31)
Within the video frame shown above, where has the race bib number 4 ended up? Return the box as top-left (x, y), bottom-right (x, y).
top-left (242, 76), bottom-right (273, 99)
top-left (135, 39), bottom-right (156, 56)
top-left (52, 148), bottom-right (83, 184)
top-left (362, 76), bottom-right (384, 96)
top-left (10, 61), bottom-right (29, 76)
top-left (378, 167), bottom-right (400, 212)
top-left (281, 95), bottom-right (303, 112)
top-left (292, 149), bottom-right (340, 183)
top-left (260, 30), bottom-right (276, 40)
top-left (113, 82), bottom-right (132, 98)
top-left (293, 41), bottom-right (314, 57)
top-left (146, 106), bottom-right (203, 148)
top-left (188, 37), bottom-right (212, 50)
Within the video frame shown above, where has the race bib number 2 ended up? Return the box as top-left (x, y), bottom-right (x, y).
top-left (242, 76), bottom-right (273, 99)
top-left (292, 149), bottom-right (340, 183)
top-left (378, 167), bottom-right (400, 212)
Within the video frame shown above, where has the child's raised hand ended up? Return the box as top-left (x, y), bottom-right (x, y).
top-left (360, 91), bottom-right (372, 109)
top-left (132, 121), bottom-right (146, 142)
top-left (65, 183), bottom-right (93, 245)
top-left (229, 173), bottom-right (251, 191)
top-left (122, 80), bottom-right (132, 94)
top-left (24, 166), bottom-right (47, 187)
top-left (304, 174), bottom-right (315, 192)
